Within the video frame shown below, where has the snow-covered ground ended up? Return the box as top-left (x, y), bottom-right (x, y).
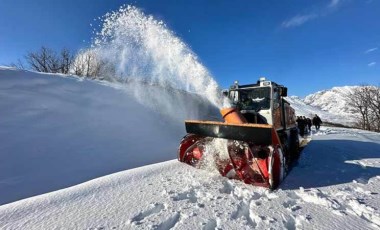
top-left (1, 127), bottom-right (379, 229)
top-left (1, 68), bottom-right (380, 229)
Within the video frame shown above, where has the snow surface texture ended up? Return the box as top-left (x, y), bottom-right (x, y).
top-left (1, 126), bottom-right (380, 229)
top-left (1, 67), bottom-right (380, 229)
top-left (0, 67), bottom-right (218, 205)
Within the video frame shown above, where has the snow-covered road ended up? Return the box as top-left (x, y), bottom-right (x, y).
top-left (1, 127), bottom-right (380, 230)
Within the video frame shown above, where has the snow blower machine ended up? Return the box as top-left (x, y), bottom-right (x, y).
top-left (178, 78), bottom-right (300, 189)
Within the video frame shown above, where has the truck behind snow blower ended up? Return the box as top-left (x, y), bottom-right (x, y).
top-left (178, 78), bottom-right (300, 189)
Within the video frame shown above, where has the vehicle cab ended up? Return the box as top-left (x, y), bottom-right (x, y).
top-left (224, 77), bottom-right (296, 130)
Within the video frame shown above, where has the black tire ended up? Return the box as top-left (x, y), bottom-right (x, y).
top-left (278, 133), bottom-right (291, 171)
top-left (289, 128), bottom-right (300, 160)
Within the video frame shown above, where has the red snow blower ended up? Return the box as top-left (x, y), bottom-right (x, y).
top-left (178, 78), bottom-right (300, 189)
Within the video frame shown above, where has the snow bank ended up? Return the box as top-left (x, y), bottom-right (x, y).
top-left (0, 68), bottom-right (216, 205)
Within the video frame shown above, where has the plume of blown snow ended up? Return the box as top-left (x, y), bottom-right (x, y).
top-left (88, 5), bottom-right (230, 121)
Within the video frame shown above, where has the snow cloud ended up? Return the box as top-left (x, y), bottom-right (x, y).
top-left (365, 47), bottom-right (378, 54)
top-left (368, 62), bottom-right (376, 67)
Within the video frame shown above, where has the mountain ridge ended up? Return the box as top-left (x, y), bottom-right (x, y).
top-left (287, 86), bottom-right (362, 126)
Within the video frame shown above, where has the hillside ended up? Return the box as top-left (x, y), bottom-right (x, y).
top-left (303, 86), bottom-right (359, 124)
top-left (285, 96), bottom-right (352, 125)
top-left (0, 67), bottom-right (217, 205)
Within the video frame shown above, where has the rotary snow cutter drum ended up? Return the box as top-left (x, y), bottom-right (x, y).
top-left (178, 109), bottom-right (287, 189)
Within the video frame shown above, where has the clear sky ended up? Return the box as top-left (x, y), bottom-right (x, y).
top-left (0, 0), bottom-right (379, 97)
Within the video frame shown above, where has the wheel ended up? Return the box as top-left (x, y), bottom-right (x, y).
top-left (269, 147), bottom-right (284, 190)
top-left (178, 134), bottom-right (203, 164)
top-left (289, 128), bottom-right (300, 160)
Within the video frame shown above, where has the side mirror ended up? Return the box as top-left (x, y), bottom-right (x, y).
top-left (222, 89), bottom-right (228, 96)
top-left (281, 87), bottom-right (288, 97)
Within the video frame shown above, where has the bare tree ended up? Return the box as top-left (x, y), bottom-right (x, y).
top-left (25, 47), bottom-right (47, 72)
top-left (72, 49), bottom-right (96, 77)
top-left (59, 48), bottom-right (74, 74)
top-left (9, 58), bottom-right (25, 70)
top-left (346, 85), bottom-right (380, 132)
top-left (71, 49), bottom-right (114, 79)
top-left (367, 86), bottom-right (380, 131)
top-left (25, 46), bottom-right (59, 73)
top-left (347, 86), bottom-right (369, 130)
top-left (23, 46), bottom-right (117, 80)
top-left (24, 46), bottom-right (75, 74)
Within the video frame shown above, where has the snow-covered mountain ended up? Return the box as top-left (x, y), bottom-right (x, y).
top-left (285, 96), bottom-right (351, 125)
top-left (1, 68), bottom-right (380, 229)
top-left (284, 86), bottom-right (362, 126)
top-left (303, 86), bottom-right (359, 123)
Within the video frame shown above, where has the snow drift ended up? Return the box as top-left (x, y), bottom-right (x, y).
top-left (0, 67), bottom-right (217, 205)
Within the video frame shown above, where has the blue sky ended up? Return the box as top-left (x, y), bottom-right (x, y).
top-left (0, 0), bottom-right (379, 97)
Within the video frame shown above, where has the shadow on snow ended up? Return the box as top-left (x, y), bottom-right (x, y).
top-left (282, 139), bottom-right (380, 189)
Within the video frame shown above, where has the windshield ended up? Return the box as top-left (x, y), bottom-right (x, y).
top-left (229, 87), bottom-right (271, 110)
